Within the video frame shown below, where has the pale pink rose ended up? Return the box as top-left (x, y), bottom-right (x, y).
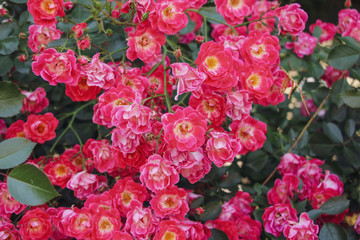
top-left (225, 91), bottom-right (252, 121)
top-left (66, 171), bottom-right (99, 200)
top-left (310, 19), bottom-right (337, 43)
top-left (278, 153), bottom-right (306, 176)
top-left (28, 24), bottom-right (62, 53)
top-left (171, 63), bottom-right (206, 101)
top-left (32, 48), bottom-right (79, 86)
top-left (342, 21), bottom-right (360, 42)
top-left (283, 212), bottom-right (319, 240)
top-left (126, 21), bottom-right (166, 63)
top-left (140, 154), bottom-right (179, 192)
top-left (111, 127), bottom-right (141, 153)
top-left (180, 154), bottom-right (211, 184)
top-left (275, 3), bottom-right (308, 36)
top-left (215, 0), bottom-right (255, 25)
top-left (206, 131), bottom-right (241, 167)
top-left (111, 96), bottom-right (153, 134)
top-left (21, 87), bottom-right (49, 114)
top-left (80, 53), bottom-right (115, 90)
top-left (152, 0), bottom-right (189, 35)
top-left (0, 183), bottom-right (27, 218)
top-left (150, 186), bottom-right (189, 219)
top-left (125, 205), bottom-right (158, 240)
top-left (293, 32), bottom-right (318, 58)
top-left (262, 204), bottom-right (298, 237)
top-left (337, 8), bottom-right (360, 34)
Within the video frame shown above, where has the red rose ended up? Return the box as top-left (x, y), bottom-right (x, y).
top-left (27, 0), bottom-right (65, 26)
top-left (24, 113), bottom-right (59, 144)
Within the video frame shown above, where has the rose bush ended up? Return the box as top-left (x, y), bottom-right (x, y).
top-left (0, 0), bottom-right (359, 239)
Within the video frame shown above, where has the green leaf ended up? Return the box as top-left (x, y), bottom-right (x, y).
top-left (339, 36), bottom-right (360, 51)
top-left (309, 133), bottom-right (333, 156)
top-left (0, 82), bottom-right (25, 118)
top-left (313, 26), bottom-right (322, 40)
top-left (319, 196), bottom-right (349, 215)
top-left (350, 68), bottom-right (360, 80)
top-left (199, 7), bottom-right (226, 23)
top-left (322, 122), bottom-right (343, 144)
top-left (307, 60), bottom-right (325, 79)
top-left (200, 201), bottom-right (222, 222)
top-left (319, 223), bottom-right (347, 240)
top-left (0, 138), bottom-right (36, 169)
top-left (344, 147), bottom-right (360, 170)
top-left (345, 119), bottom-right (355, 137)
top-left (308, 209), bottom-right (323, 221)
top-left (246, 150), bottom-right (268, 171)
top-left (330, 79), bottom-right (351, 107)
top-left (0, 23), bottom-right (13, 40)
top-left (179, 13), bottom-right (196, 35)
top-left (328, 45), bottom-right (360, 70)
top-left (208, 229), bottom-right (229, 240)
top-left (340, 90), bottom-right (360, 108)
top-left (8, 0), bottom-right (28, 3)
top-left (0, 55), bottom-right (13, 76)
top-left (0, 37), bottom-right (19, 55)
top-left (7, 164), bottom-right (60, 206)
top-left (190, 196), bottom-right (204, 209)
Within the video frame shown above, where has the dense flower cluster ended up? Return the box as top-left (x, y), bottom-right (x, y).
top-left (0, 0), bottom-right (358, 240)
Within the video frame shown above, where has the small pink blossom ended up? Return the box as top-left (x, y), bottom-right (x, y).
top-left (21, 87), bottom-right (49, 114)
top-left (275, 3), bottom-right (308, 36)
top-left (225, 91), bottom-right (252, 121)
top-left (67, 171), bottom-right (99, 200)
top-left (310, 19), bottom-right (337, 43)
top-left (263, 204), bottom-right (298, 237)
top-left (293, 32), bottom-right (318, 58)
top-left (283, 212), bottom-right (319, 240)
top-left (215, 0), bottom-right (255, 25)
top-left (140, 154), bottom-right (179, 192)
top-left (28, 24), bottom-right (62, 53)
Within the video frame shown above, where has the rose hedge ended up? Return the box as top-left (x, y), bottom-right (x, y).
top-left (0, 0), bottom-right (359, 239)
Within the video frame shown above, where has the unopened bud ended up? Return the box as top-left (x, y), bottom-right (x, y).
top-left (18, 32), bottom-right (27, 40)
top-left (345, 0), bottom-right (352, 8)
top-left (195, 35), bottom-right (204, 43)
top-left (105, 29), bottom-right (113, 37)
top-left (93, 1), bottom-right (102, 10)
top-left (18, 54), bottom-right (27, 63)
top-left (64, 1), bottom-right (73, 10)
top-left (142, 12), bottom-right (149, 21)
top-left (174, 49), bottom-right (182, 58)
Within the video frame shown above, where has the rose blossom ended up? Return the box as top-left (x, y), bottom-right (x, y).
top-left (152, 0), bottom-right (188, 35)
top-left (124, 205), bottom-right (158, 240)
top-left (337, 8), bottom-right (360, 34)
top-left (23, 112), bottom-right (59, 144)
top-left (150, 186), bottom-right (189, 219)
top-left (21, 87), bottom-right (49, 114)
top-left (235, 215), bottom-right (262, 240)
top-left (126, 21), bottom-right (166, 63)
top-left (72, 22), bottom-right (87, 38)
top-left (267, 174), bottom-right (299, 205)
top-left (27, 0), bottom-right (65, 26)
top-left (65, 73), bottom-right (101, 101)
top-left (66, 171), bottom-right (99, 200)
top-left (154, 220), bottom-right (186, 240)
top-left (321, 65), bottom-right (349, 88)
top-left (162, 107), bottom-right (207, 152)
top-left (19, 208), bottom-right (52, 240)
top-left (230, 116), bottom-right (267, 155)
top-left (262, 204), bottom-right (298, 237)
top-left (43, 156), bottom-right (77, 188)
top-left (195, 41), bottom-right (240, 91)
top-left (140, 154), bottom-right (179, 192)
top-left (5, 120), bottom-right (25, 139)
top-left (28, 24), bottom-right (62, 53)
top-left (283, 212), bottom-right (319, 240)
top-left (32, 48), bottom-right (79, 86)
top-left (225, 91), bottom-right (252, 121)
top-left (206, 220), bottom-right (238, 240)
top-left (293, 32), bottom-right (318, 58)
top-left (215, 0), bottom-right (255, 25)
top-left (206, 131), bottom-right (241, 167)
top-left (0, 183), bottom-right (27, 218)
top-left (275, 3), bottom-right (308, 36)
top-left (80, 53), bottom-right (115, 90)
top-left (171, 62), bottom-right (206, 101)
top-left (310, 19), bottom-right (337, 43)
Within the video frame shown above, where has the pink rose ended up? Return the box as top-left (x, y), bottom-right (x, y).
top-left (19, 208), bottom-right (52, 240)
top-left (263, 204), bottom-right (298, 237)
top-left (293, 32), bottom-right (318, 58)
top-left (28, 24), bottom-right (62, 53)
top-left (23, 113), bottom-right (59, 144)
top-left (275, 3), bottom-right (308, 36)
top-left (283, 212), bottom-right (319, 240)
top-left (32, 48), bottom-right (79, 86)
top-left (21, 87), bottom-right (49, 114)
top-left (215, 0), bottom-right (255, 25)
top-left (310, 19), bottom-right (337, 43)
top-left (66, 171), bottom-right (99, 200)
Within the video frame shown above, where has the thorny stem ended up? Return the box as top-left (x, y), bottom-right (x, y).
top-left (262, 92), bottom-right (331, 186)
